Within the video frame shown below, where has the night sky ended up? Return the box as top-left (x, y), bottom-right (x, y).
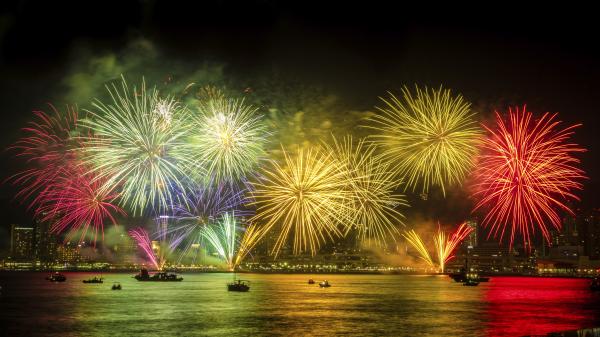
top-left (0, 1), bottom-right (598, 247)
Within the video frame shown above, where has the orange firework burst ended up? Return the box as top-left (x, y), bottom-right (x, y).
top-left (472, 106), bottom-right (586, 247)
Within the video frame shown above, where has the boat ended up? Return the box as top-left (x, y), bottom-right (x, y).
top-left (591, 277), bottom-right (600, 291)
top-left (463, 279), bottom-right (480, 286)
top-left (462, 272), bottom-right (480, 286)
top-left (449, 258), bottom-right (490, 283)
top-left (227, 279), bottom-right (250, 292)
top-left (111, 282), bottom-right (122, 290)
top-left (45, 272), bottom-right (66, 282)
top-left (134, 269), bottom-right (183, 282)
top-left (308, 279), bottom-right (315, 284)
top-left (83, 276), bottom-right (104, 284)
top-left (319, 280), bottom-right (331, 288)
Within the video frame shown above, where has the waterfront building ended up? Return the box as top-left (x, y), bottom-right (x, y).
top-left (10, 224), bottom-right (34, 260)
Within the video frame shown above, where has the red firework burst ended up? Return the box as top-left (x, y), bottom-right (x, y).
top-left (7, 105), bottom-right (79, 208)
top-left (472, 106), bottom-right (586, 247)
top-left (36, 165), bottom-right (126, 244)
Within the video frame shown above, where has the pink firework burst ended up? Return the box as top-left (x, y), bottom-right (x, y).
top-left (36, 165), bottom-right (126, 244)
top-left (7, 105), bottom-right (79, 208)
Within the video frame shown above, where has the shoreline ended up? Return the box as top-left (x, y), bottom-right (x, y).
top-left (1, 269), bottom-right (596, 279)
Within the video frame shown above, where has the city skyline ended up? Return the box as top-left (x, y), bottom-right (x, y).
top-left (1, 3), bottom-right (599, 337)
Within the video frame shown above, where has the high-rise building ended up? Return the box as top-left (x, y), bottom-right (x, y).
top-left (583, 209), bottom-right (600, 259)
top-left (465, 219), bottom-right (478, 248)
top-left (33, 220), bottom-right (58, 262)
top-left (10, 224), bottom-right (34, 260)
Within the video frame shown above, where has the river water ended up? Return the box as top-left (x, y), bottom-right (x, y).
top-left (1, 272), bottom-right (599, 336)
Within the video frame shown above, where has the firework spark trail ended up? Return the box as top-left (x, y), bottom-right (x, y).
top-left (80, 77), bottom-right (195, 215)
top-left (200, 212), bottom-right (238, 270)
top-left (234, 223), bottom-right (265, 269)
top-left (366, 85), bottom-right (481, 195)
top-left (326, 136), bottom-right (407, 246)
top-left (188, 97), bottom-right (267, 183)
top-left (129, 227), bottom-right (163, 270)
top-left (249, 146), bottom-right (354, 256)
top-left (8, 105), bottom-right (79, 207)
top-left (472, 106), bottom-right (586, 247)
top-left (402, 229), bottom-right (435, 269)
top-left (434, 223), bottom-right (474, 273)
top-left (36, 165), bottom-right (126, 244)
top-left (172, 181), bottom-right (250, 263)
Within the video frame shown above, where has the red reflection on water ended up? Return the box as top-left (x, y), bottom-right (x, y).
top-left (484, 277), bottom-right (600, 337)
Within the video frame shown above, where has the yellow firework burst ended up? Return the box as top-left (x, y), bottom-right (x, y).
top-left (402, 229), bottom-right (435, 269)
top-left (249, 146), bottom-right (352, 256)
top-left (326, 136), bottom-right (407, 247)
top-left (233, 223), bottom-right (266, 269)
top-left (366, 85), bottom-right (481, 195)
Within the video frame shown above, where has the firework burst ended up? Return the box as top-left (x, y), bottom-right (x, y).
top-left (80, 78), bottom-right (194, 215)
top-left (402, 229), bottom-right (435, 269)
top-left (249, 146), bottom-right (352, 256)
top-left (434, 223), bottom-right (474, 273)
top-left (472, 106), bottom-right (586, 247)
top-left (327, 136), bottom-right (407, 246)
top-left (233, 222), bottom-right (265, 268)
top-left (36, 165), bottom-right (125, 244)
top-left (172, 181), bottom-right (250, 263)
top-left (200, 212), bottom-right (238, 270)
top-left (366, 85), bottom-right (481, 195)
top-left (8, 105), bottom-right (79, 207)
top-left (188, 98), bottom-right (267, 183)
top-left (129, 227), bottom-right (164, 270)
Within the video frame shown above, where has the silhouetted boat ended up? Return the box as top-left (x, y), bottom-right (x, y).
top-left (319, 280), bottom-right (331, 288)
top-left (308, 279), bottom-right (315, 284)
top-left (450, 258), bottom-right (490, 283)
top-left (591, 277), bottom-right (600, 291)
top-left (46, 272), bottom-right (66, 282)
top-left (83, 277), bottom-right (104, 284)
top-left (462, 272), bottom-right (481, 286)
top-left (227, 279), bottom-right (250, 292)
top-left (134, 269), bottom-right (183, 282)
top-left (112, 282), bottom-right (122, 290)
top-left (463, 279), bottom-right (479, 286)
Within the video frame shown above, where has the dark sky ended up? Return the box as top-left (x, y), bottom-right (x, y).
top-left (0, 1), bottom-right (598, 244)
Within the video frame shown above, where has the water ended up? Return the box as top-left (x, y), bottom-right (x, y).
top-left (1, 272), bottom-right (599, 336)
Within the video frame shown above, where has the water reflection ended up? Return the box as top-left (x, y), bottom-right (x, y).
top-left (0, 272), bottom-right (599, 336)
top-left (483, 277), bottom-right (600, 336)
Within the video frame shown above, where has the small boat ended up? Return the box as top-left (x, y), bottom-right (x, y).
top-left (591, 277), bottom-right (600, 291)
top-left (83, 277), bottom-right (104, 284)
top-left (227, 279), bottom-right (250, 292)
top-left (463, 279), bottom-right (479, 286)
top-left (308, 279), bottom-right (315, 284)
top-left (111, 282), bottom-right (122, 290)
top-left (46, 272), bottom-right (66, 282)
top-left (463, 273), bottom-right (480, 286)
top-left (450, 270), bottom-right (490, 283)
top-left (319, 280), bottom-right (331, 288)
top-left (134, 269), bottom-right (183, 282)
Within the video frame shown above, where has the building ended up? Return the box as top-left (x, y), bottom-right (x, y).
top-left (34, 220), bottom-right (58, 262)
top-left (10, 224), bottom-right (34, 260)
top-left (56, 242), bottom-right (91, 265)
top-left (464, 219), bottom-right (478, 248)
top-left (583, 209), bottom-right (600, 259)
